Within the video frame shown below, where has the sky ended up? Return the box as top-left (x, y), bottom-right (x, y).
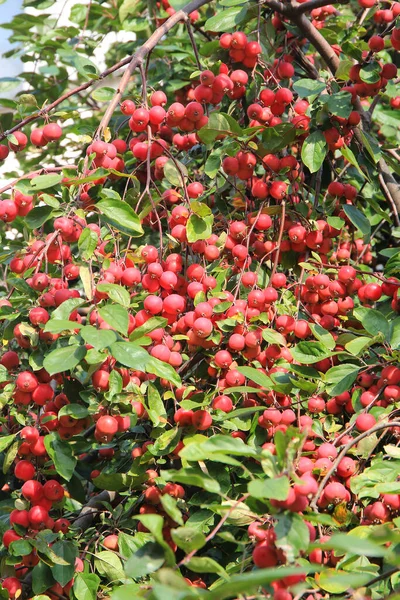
top-left (0, 0), bottom-right (23, 89)
top-left (0, 1), bottom-right (136, 182)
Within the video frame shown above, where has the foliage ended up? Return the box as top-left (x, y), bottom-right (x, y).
top-left (0, 0), bottom-right (400, 599)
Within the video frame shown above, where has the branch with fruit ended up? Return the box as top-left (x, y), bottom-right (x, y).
top-left (0, 0), bottom-right (400, 599)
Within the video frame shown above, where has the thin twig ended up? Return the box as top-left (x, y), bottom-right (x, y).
top-left (310, 420), bottom-right (400, 510)
top-left (0, 165), bottom-right (77, 195)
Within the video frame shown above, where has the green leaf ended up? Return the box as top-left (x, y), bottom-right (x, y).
top-left (262, 123), bottom-right (297, 153)
top-left (320, 532), bottom-right (388, 557)
top-left (343, 204), bottom-right (371, 240)
top-left (161, 466), bottom-right (220, 494)
top-left (107, 370), bottom-right (123, 400)
top-left (204, 6), bottom-right (248, 32)
top-left (360, 62), bottom-right (381, 84)
top-left (51, 541), bottom-right (77, 586)
top-left (125, 541), bottom-right (165, 579)
top-left (58, 404), bottom-right (89, 419)
top-left (359, 130), bottom-right (381, 163)
top-left (248, 476), bottom-right (290, 501)
top-left (341, 145), bottom-right (366, 180)
top-left (119, 0), bottom-right (141, 22)
top-left (3, 441), bottom-right (20, 474)
top-left (0, 365), bottom-right (9, 383)
top-left (96, 199), bottom-right (144, 237)
top-left (301, 131), bottom-right (327, 173)
top-left (385, 250), bottom-right (400, 277)
top-left (309, 323), bottom-right (336, 350)
top-left (290, 341), bottom-right (333, 364)
top-left (78, 228), bottom-right (98, 260)
top-left (73, 54), bottom-right (99, 80)
top-left (262, 328), bottom-right (287, 346)
top-left (164, 159), bottom-right (187, 187)
top-left (326, 91), bottom-right (352, 119)
top-left (390, 317), bottom-right (400, 349)
top-left (79, 326), bottom-right (118, 351)
top-left (44, 432), bottom-right (77, 480)
top-left (160, 493), bottom-right (184, 526)
top-left (44, 320), bottom-right (83, 334)
top-left (207, 566), bottom-right (312, 600)
top-left (65, 169), bottom-right (110, 186)
top-left (146, 357), bottom-right (182, 387)
top-left (91, 87), bottom-right (115, 102)
top-left (316, 569), bottom-right (372, 594)
top-left (0, 433), bottom-right (17, 453)
top-left (118, 533), bottom-right (153, 560)
top-left (9, 538), bottom-right (33, 556)
top-left (25, 206), bottom-right (54, 229)
top-left (179, 435), bottom-right (258, 461)
top-left (171, 526), bottom-right (206, 553)
top-left (129, 317), bottom-right (168, 341)
top-left (198, 112), bottom-right (241, 144)
top-left (236, 366), bottom-right (272, 388)
top-left (39, 194), bottom-right (60, 208)
top-left (52, 298), bottom-right (85, 320)
top-left (345, 336), bottom-right (374, 356)
top-left (92, 472), bottom-right (134, 491)
top-left (147, 382), bottom-right (167, 427)
top-left (94, 551), bottom-right (125, 581)
top-left (110, 342), bottom-right (149, 370)
top-left (325, 364), bottom-right (360, 396)
top-left (186, 556), bottom-right (227, 578)
top-left (73, 573), bottom-right (100, 600)
top-left (43, 344), bottom-right (87, 375)
top-left (335, 59), bottom-right (353, 80)
top-left (110, 584), bottom-right (142, 600)
top-left (30, 174), bottom-right (62, 190)
top-left (98, 303), bottom-right (129, 335)
top-left (293, 78), bottom-right (326, 100)
top-left (150, 427), bottom-right (182, 457)
top-left (274, 513), bottom-right (310, 562)
top-left (205, 151), bottom-right (222, 178)
top-left (96, 283), bottom-right (131, 307)
top-left (353, 307), bottom-right (390, 340)
top-left (32, 563), bottom-right (55, 595)
top-left (133, 514), bottom-right (175, 566)
top-left (0, 77), bottom-right (22, 92)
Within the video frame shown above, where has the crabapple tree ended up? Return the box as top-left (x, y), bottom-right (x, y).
top-left (0, 0), bottom-right (400, 599)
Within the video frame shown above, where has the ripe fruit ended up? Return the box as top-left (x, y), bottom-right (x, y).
top-left (324, 482), bottom-right (348, 504)
top-left (42, 123), bottom-right (62, 142)
top-left (368, 35), bottom-right (385, 52)
top-left (8, 131), bottom-right (28, 151)
top-left (14, 460), bottom-right (35, 481)
top-left (96, 415), bottom-right (119, 436)
top-left (21, 480), bottom-right (43, 502)
top-left (191, 410), bottom-right (212, 430)
top-left (355, 413), bottom-right (377, 432)
top-left (2, 577), bottom-right (22, 598)
top-left (212, 395), bottom-right (233, 412)
top-left (252, 542), bottom-right (278, 567)
top-left (43, 480), bottom-right (64, 501)
top-left (16, 371), bottom-right (38, 393)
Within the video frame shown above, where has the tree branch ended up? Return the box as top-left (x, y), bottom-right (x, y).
top-left (292, 13), bottom-right (340, 74)
top-left (0, 165), bottom-right (77, 195)
top-left (295, 0), bottom-right (342, 14)
top-left (262, 0), bottom-right (290, 14)
top-left (310, 420), bottom-right (400, 511)
top-left (378, 158), bottom-right (400, 216)
top-left (289, 12), bottom-right (400, 213)
top-left (0, 0), bottom-right (211, 144)
top-left (73, 490), bottom-right (117, 530)
top-left (95, 0), bottom-right (212, 139)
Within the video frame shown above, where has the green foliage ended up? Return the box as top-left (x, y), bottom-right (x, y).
top-left (0, 1), bottom-right (399, 599)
